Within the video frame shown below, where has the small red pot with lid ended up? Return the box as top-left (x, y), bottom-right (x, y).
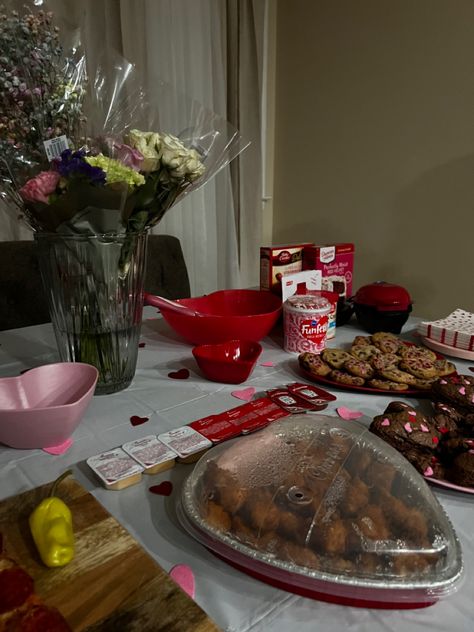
top-left (353, 281), bottom-right (412, 334)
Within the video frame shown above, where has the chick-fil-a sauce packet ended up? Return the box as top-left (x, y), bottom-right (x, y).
top-left (189, 415), bottom-right (241, 443)
top-left (122, 435), bottom-right (176, 474)
top-left (266, 388), bottom-right (317, 413)
top-left (226, 397), bottom-right (290, 434)
top-left (158, 426), bottom-right (212, 459)
top-left (190, 397), bottom-right (290, 441)
top-left (287, 382), bottom-right (337, 409)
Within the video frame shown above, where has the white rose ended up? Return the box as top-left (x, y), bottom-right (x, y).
top-left (127, 129), bottom-right (162, 172)
top-left (160, 134), bottom-right (205, 183)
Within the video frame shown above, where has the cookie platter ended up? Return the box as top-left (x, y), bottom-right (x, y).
top-left (298, 366), bottom-right (435, 397)
top-left (298, 331), bottom-right (456, 396)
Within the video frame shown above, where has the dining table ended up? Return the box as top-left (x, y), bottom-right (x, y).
top-left (0, 307), bottom-right (472, 632)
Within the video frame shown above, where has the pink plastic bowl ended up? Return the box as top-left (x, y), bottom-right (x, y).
top-left (193, 340), bottom-right (263, 384)
top-left (155, 289), bottom-right (282, 345)
top-left (0, 363), bottom-right (98, 449)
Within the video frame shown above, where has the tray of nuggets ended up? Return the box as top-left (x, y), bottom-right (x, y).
top-left (298, 331), bottom-right (457, 395)
top-left (177, 416), bottom-right (462, 606)
top-left (370, 374), bottom-right (474, 494)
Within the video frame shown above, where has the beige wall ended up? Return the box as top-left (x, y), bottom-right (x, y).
top-left (272, 0), bottom-right (474, 320)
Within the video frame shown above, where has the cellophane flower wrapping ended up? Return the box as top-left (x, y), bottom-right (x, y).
top-left (0, 3), bottom-right (248, 238)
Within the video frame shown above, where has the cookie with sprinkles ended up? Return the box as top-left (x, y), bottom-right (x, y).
top-left (367, 379), bottom-right (409, 391)
top-left (321, 348), bottom-right (353, 369)
top-left (329, 369), bottom-right (365, 386)
top-left (298, 352), bottom-right (332, 376)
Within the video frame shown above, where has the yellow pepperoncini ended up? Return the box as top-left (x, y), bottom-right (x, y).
top-left (29, 470), bottom-right (75, 567)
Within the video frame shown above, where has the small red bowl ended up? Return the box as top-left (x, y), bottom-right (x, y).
top-left (192, 340), bottom-right (263, 384)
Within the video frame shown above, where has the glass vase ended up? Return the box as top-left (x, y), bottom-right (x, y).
top-left (35, 232), bottom-right (148, 395)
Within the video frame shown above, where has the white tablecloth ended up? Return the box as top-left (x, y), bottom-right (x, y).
top-left (1, 310), bottom-right (472, 632)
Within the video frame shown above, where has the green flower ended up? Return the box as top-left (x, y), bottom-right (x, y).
top-left (85, 154), bottom-right (145, 188)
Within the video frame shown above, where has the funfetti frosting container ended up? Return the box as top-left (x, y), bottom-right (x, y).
top-left (283, 295), bottom-right (331, 353)
top-left (177, 415), bottom-right (463, 608)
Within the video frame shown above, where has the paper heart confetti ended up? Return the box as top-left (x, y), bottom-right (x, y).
top-left (42, 438), bottom-right (73, 455)
top-left (336, 406), bottom-right (363, 420)
top-left (260, 361), bottom-right (274, 367)
top-left (130, 415), bottom-right (149, 427)
top-left (423, 466), bottom-right (434, 477)
top-left (149, 481), bottom-right (173, 496)
top-left (420, 424), bottom-right (430, 433)
top-left (404, 422), bottom-right (413, 434)
top-left (231, 387), bottom-right (255, 401)
top-left (459, 386), bottom-right (466, 395)
top-left (169, 564), bottom-right (195, 599)
top-left (168, 368), bottom-right (190, 380)
top-left (381, 418), bottom-right (391, 427)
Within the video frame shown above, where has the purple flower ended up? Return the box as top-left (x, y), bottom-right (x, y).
top-left (55, 149), bottom-right (106, 185)
top-left (113, 142), bottom-right (144, 171)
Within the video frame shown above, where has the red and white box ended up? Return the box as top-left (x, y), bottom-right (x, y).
top-left (303, 243), bottom-right (355, 299)
top-left (260, 242), bottom-right (313, 295)
top-left (417, 309), bottom-right (474, 351)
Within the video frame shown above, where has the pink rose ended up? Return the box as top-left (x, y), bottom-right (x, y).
top-left (113, 142), bottom-right (144, 171)
top-left (19, 171), bottom-right (60, 204)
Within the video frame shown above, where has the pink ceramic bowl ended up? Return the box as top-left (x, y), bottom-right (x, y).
top-left (0, 363), bottom-right (98, 449)
top-left (192, 340), bottom-right (263, 384)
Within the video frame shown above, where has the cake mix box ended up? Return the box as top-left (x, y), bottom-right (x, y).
top-left (260, 242), bottom-right (314, 295)
top-left (303, 243), bottom-right (355, 299)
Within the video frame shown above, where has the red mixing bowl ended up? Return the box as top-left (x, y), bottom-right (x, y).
top-left (147, 289), bottom-right (282, 345)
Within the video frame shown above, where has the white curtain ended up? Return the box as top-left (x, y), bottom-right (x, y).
top-left (1, 0), bottom-right (266, 295)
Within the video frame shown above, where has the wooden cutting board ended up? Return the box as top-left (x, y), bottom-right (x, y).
top-left (0, 478), bottom-right (220, 632)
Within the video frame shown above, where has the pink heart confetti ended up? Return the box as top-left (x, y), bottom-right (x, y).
top-left (404, 422), bottom-right (412, 433)
top-left (168, 368), bottom-right (190, 380)
top-left (43, 438), bottom-right (73, 455)
top-left (169, 564), bottom-right (195, 599)
top-left (381, 418), bottom-right (390, 427)
top-left (471, 395), bottom-right (474, 403)
top-left (423, 466), bottom-right (434, 477)
top-left (260, 361), bottom-right (274, 367)
top-left (130, 415), bottom-right (149, 427)
top-left (408, 410), bottom-right (417, 417)
top-left (336, 406), bottom-right (363, 420)
top-left (420, 424), bottom-right (430, 433)
top-left (459, 386), bottom-right (466, 395)
top-left (231, 387), bottom-right (255, 401)
top-left (469, 449), bottom-right (474, 455)
top-left (440, 379), bottom-right (447, 384)
top-left (149, 481), bottom-right (173, 496)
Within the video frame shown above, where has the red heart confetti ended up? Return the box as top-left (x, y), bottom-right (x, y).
top-left (130, 415), bottom-right (149, 426)
top-left (168, 368), bottom-right (190, 380)
top-left (432, 436), bottom-right (439, 445)
top-left (439, 427), bottom-right (449, 434)
top-left (139, 342), bottom-right (146, 348)
top-left (149, 481), bottom-right (173, 496)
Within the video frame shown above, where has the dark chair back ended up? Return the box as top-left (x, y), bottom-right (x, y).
top-left (144, 234), bottom-right (191, 299)
top-left (0, 240), bottom-right (50, 330)
top-left (0, 235), bottom-right (190, 331)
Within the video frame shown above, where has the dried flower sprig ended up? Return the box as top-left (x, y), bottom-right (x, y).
top-left (0, 5), bottom-right (86, 187)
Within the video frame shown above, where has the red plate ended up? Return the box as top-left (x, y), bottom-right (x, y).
top-left (298, 365), bottom-right (434, 397)
top-left (424, 477), bottom-right (474, 495)
top-left (297, 341), bottom-right (455, 397)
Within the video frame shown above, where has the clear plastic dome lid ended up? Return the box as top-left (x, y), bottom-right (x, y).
top-left (178, 415), bottom-right (463, 606)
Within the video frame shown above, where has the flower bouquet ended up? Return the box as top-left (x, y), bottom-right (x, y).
top-left (0, 4), bottom-right (246, 394)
